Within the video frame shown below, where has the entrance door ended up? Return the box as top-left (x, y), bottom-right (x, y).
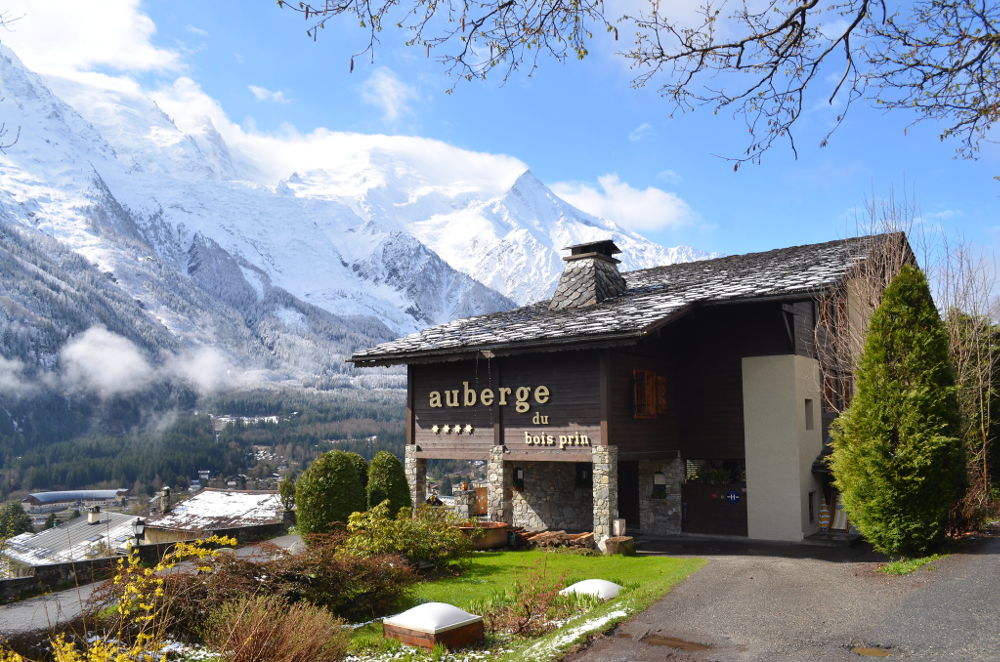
top-left (617, 461), bottom-right (640, 532)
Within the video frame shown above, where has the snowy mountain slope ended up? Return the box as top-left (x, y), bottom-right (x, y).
top-left (282, 168), bottom-right (709, 306)
top-left (0, 43), bottom-right (513, 383)
top-left (0, 40), bottom-right (704, 388)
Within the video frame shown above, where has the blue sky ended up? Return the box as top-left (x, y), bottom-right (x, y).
top-left (3, 0), bottom-right (997, 262)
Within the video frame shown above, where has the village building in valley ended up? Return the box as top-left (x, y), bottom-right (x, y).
top-left (351, 235), bottom-right (912, 546)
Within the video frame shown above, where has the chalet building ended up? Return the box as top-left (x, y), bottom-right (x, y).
top-left (351, 235), bottom-right (912, 545)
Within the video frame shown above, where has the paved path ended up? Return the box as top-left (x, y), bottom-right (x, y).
top-left (567, 534), bottom-right (1000, 661)
top-left (0, 535), bottom-right (303, 637)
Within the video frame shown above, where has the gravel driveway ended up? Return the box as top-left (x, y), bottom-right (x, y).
top-left (566, 533), bottom-right (1000, 661)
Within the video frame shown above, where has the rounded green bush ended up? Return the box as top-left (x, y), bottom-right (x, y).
top-left (366, 450), bottom-right (412, 513)
top-left (295, 450), bottom-right (366, 536)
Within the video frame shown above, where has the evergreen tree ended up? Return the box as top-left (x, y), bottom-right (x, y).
top-left (295, 450), bottom-right (366, 536)
top-left (0, 503), bottom-right (33, 539)
top-left (366, 450), bottom-right (412, 514)
top-left (830, 265), bottom-right (966, 556)
top-left (278, 477), bottom-right (296, 512)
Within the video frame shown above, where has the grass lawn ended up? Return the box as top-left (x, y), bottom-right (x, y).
top-left (350, 549), bottom-right (706, 661)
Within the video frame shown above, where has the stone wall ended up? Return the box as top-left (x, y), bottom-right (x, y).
top-left (510, 462), bottom-right (592, 531)
top-left (487, 446), bottom-right (511, 522)
top-left (404, 445), bottom-right (427, 508)
top-left (0, 542), bottom-right (175, 604)
top-left (637, 458), bottom-right (684, 536)
top-left (451, 490), bottom-right (477, 520)
top-left (592, 445), bottom-right (618, 545)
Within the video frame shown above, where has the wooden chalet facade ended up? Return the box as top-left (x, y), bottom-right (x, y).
top-left (352, 234), bottom-right (912, 545)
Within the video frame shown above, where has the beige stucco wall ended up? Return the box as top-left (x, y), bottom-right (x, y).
top-left (742, 355), bottom-right (824, 541)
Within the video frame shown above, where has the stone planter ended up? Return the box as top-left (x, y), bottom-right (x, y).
top-left (456, 522), bottom-right (509, 550)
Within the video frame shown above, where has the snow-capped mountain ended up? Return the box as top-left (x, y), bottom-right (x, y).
top-left (0, 42), bottom-right (706, 387)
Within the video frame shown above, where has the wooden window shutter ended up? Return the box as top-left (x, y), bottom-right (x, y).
top-left (633, 369), bottom-right (657, 418)
top-left (656, 375), bottom-right (668, 414)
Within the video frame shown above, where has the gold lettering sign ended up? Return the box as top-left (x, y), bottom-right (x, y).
top-left (523, 430), bottom-right (591, 449)
top-left (429, 381), bottom-right (550, 414)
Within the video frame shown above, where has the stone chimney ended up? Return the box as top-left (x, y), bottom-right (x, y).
top-left (549, 240), bottom-right (627, 311)
top-left (87, 505), bottom-right (101, 525)
top-left (158, 486), bottom-right (172, 514)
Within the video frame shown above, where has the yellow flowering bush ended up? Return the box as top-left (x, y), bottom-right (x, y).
top-left (0, 535), bottom-right (235, 662)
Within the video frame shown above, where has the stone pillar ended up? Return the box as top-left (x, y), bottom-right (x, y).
top-left (404, 445), bottom-right (427, 509)
top-left (487, 445), bottom-right (512, 523)
top-left (452, 490), bottom-right (476, 520)
top-left (592, 445), bottom-right (618, 549)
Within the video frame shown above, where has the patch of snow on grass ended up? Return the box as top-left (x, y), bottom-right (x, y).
top-left (519, 608), bottom-right (629, 661)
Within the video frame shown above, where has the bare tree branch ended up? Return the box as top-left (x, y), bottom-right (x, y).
top-left (279, 0), bottom-right (1000, 161)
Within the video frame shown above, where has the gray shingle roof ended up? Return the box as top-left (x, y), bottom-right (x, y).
top-left (351, 234), bottom-right (902, 366)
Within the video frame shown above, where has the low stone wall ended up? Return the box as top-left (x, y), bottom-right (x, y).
top-left (0, 542), bottom-right (176, 604)
top-left (511, 462), bottom-right (592, 531)
top-left (637, 458), bottom-right (684, 536)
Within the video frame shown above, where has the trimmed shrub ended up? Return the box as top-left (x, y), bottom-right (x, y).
top-left (203, 594), bottom-right (350, 662)
top-left (343, 501), bottom-right (471, 572)
top-left (295, 450), bottom-right (366, 536)
top-left (830, 265), bottom-right (966, 556)
top-left (366, 450), bottom-right (411, 512)
top-left (344, 452), bottom-right (369, 492)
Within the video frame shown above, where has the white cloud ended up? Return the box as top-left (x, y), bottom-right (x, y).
top-left (249, 84), bottom-right (291, 104)
top-left (1, 0), bottom-right (180, 78)
top-left (628, 122), bottom-right (653, 143)
top-left (361, 67), bottom-right (418, 123)
top-left (186, 25), bottom-right (209, 37)
top-left (164, 346), bottom-right (236, 396)
top-left (59, 326), bottom-right (156, 398)
top-left (0, 356), bottom-right (34, 396)
top-left (551, 174), bottom-right (696, 231)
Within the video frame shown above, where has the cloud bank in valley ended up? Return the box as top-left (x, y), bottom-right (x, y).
top-left (0, 326), bottom-right (241, 399)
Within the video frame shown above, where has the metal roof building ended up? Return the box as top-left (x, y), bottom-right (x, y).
top-left (2, 511), bottom-right (139, 571)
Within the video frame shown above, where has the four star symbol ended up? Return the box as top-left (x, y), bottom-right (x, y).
top-left (430, 424), bottom-right (475, 435)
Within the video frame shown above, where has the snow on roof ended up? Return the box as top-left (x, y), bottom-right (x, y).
top-left (145, 489), bottom-right (284, 532)
top-left (23, 489), bottom-right (127, 505)
top-left (2, 512), bottom-right (139, 566)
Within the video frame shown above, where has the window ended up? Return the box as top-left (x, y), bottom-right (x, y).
top-left (633, 369), bottom-right (658, 418)
top-left (804, 398), bottom-right (815, 431)
top-left (512, 467), bottom-right (525, 491)
top-left (574, 463), bottom-right (592, 488)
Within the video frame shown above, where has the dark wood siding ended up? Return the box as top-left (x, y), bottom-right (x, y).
top-left (605, 349), bottom-right (680, 460)
top-left (411, 352), bottom-right (600, 461)
top-left (639, 300), bottom-right (808, 460)
top-left (412, 359), bottom-right (498, 459)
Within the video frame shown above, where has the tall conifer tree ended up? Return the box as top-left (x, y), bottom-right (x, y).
top-left (830, 265), bottom-right (966, 555)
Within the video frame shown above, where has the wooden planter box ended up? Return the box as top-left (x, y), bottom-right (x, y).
top-left (383, 603), bottom-right (484, 650)
top-left (456, 522), bottom-right (509, 549)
